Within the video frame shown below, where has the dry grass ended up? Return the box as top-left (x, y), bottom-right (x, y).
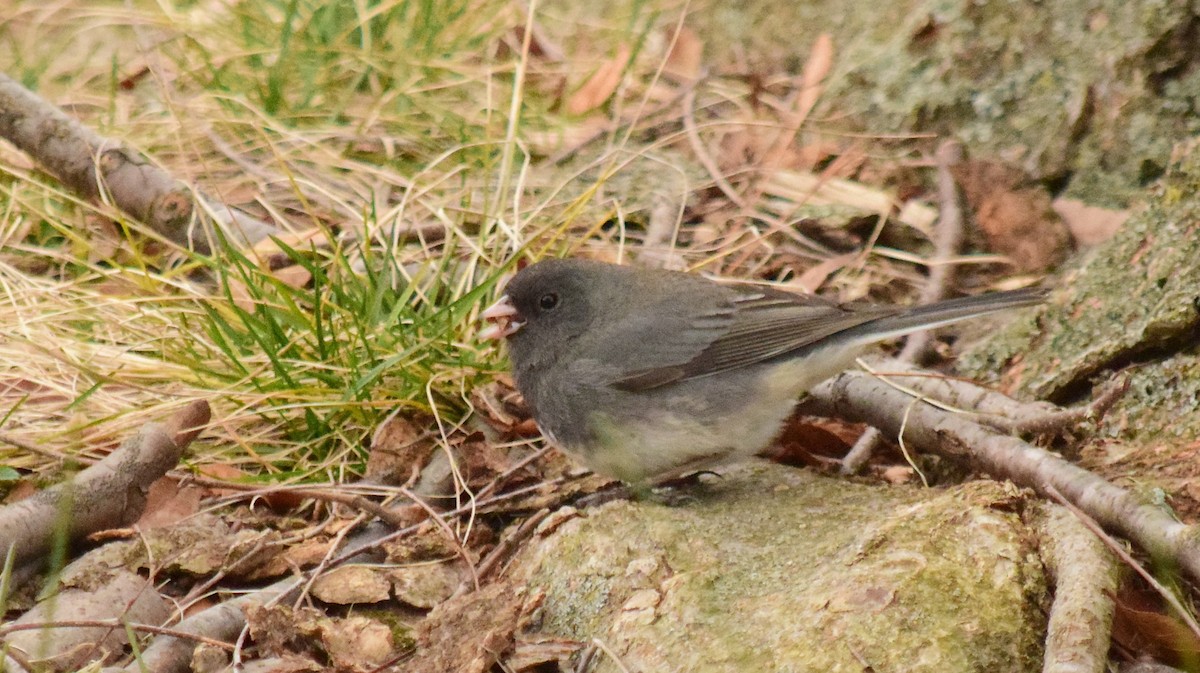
top-left (0, 0), bottom-right (972, 485)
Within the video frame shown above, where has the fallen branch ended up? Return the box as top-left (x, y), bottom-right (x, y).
top-left (854, 356), bottom-right (1123, 435)
top-left (0, 73), bottom-right (278, 253)
top-left (800, 371), bottom-right (1200, 582)
top-left (3, 570), bottom-right (172, 671)
top-left (1034, 502), bottom-right (1122, 673)
top-left (0, 400), bottom-right (210, 571)
top-left (1044, 485), bottom-right (1200, 643)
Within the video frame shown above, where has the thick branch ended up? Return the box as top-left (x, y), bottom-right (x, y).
top-left (0, 401), bottom-right (210, 569)
top-left (800, 372), bottom-right (1200, 582)
top-left (1034, 503), bottom-right (1121, 673)
top-left (0, 73), bottom-right (277, 252)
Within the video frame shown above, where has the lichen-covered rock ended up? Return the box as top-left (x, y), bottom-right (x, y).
top-left (959, 139), bottom-right (1200, 415)
top-left (512, 465), bottom-right (1046, 672)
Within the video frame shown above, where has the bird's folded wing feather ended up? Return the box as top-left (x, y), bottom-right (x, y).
top-left (609, 290), bottom-right (896, 391)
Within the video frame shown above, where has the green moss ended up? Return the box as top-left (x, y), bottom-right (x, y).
top-left (960, 139), bottom-right (1200, 403)
top-left (516, 466), bottom-right (1045, 672)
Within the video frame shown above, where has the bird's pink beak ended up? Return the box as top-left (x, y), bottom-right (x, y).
top-left (479, 295), bottom-right (525, 340)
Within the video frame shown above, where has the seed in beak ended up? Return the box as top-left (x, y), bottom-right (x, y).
top-left (480, 295), bottom-right (525, 339)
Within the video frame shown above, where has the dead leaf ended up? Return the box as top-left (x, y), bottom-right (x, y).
top-left (507, 636), bottom-right (585, 672)
top-left (0, 378), bottom-right (68, 405)
top-left (953, 160), bottom-right (1072, 272)
top-left (460, 434), bottom-right (517, 488)
top-left (880, 465), bottom-right (915, 484)
top-left (249, 228), bottom-right (331, 268)
top-left (3, 478), bottom-right (37, 504)
top-left (1052, 197), bottom-right (1130, 246)
top-left (1112, 583), bottom-right (1200, 665)
top-left (384, 521), bottom-right (494, 565)
top-left (389, 562), bottom-right (462, 609)
top-left (135, 477), bottom-right (202, 529)
top-left (272, 264), bottom-right (312, 290)
top-left (398, 581), bottom-right (529, 673)
top-left (310, 565), bottom-right (393, 605)
top-left (663, 25), bottom-right (703, 82)
top-left (469, 379), bottom-right (530, 433)
top-left (767, 415), bottom-right (865, 467)
top-left (243, 538), bottom-right (335, 581)
top-left (195, 463), bottom-right (303, 510)
top-left (792, 252), bottom-right (857, 292)
top-left (367, 409), bottom-right (434, 484)
top-left (761, 34), bottom-right (834, 172)
top-left (321, 615), bottom-right (396, 669)
top-left (796, 33), bottom-right (834, 122)
top-left (565, 44), bottom-right (632, 115)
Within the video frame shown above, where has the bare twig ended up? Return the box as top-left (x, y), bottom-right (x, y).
top-left (0, 74), bottom-right (278, 252)
top-left (681, 88), bottom-right (744, 208)
top-left (399, 485), bottom-right (481, 591)
top-left (854, 358), bottom-right (1126, 436)
top-left (0, 401), bottom-right (210, 570)
top-left (994, 376), bottom-right (1128, 435)
top-left (0, 619), bottom-right (235, 650)
top-left (473, 508), bottom-right (551, 582)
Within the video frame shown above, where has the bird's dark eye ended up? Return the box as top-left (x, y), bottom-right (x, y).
top-left (539, 292), bottom-right (560, 311)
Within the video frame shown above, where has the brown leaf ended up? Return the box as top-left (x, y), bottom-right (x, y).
top-left (469, 380), bottom-right (530, 433)
top-left (249, 228), bottom-right (331, 268)
top-left (766, 415), bottom-right (865, 466)
top-left (310, 565), bottom-right (393, 605)
top-left (135, 477), bottom-right (202, 529)
top-left (1052, 197), bottom-right (1130, 246)
top-left (321, 615), bottom-right (395, 669)
top-left (243, 538), bottom-right (336, 581)
top-left (565, 44), bottom-right (632, 115)
top-left (663, 25), bottom-right (703, 82)
top-left (796, 33), bottom-right (834, 121)
top-left (3, 479), bottom-right (37, 504)
top-left (760, 34), bottom-right (834, 172)
top-left (367, 409), bottom-right (434, 484)
top-left (952, 160), bottom-right (1073, 272)
top-left (398, 581), bottom-right (529, 673)
top-left (508, 636), bottom-right (585, 672)
top-left (459, 434), bottom-right (516, 488)
top-left (389, 562), bottom-right (462, 609)
top-left (1112, 584), bottom-right (1200, 665)
top-left (792, 252), bottom-right (857, 293)
top-left (0, 378), bottom-right (68, 405)
top-left (272, 264), bottom-right (312, 290)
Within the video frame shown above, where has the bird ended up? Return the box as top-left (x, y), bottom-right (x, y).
top-left (480, 258), bottom-right (1043, 486)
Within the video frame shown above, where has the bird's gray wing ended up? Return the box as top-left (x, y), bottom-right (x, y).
top-left (610, 289), bottom-right (895, 392)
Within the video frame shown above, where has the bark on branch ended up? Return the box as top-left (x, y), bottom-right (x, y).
top-left (0, 400), bottom-right (210, 570)
top-left (0, 73), bottom-right (278, 252)
top-left (799, 371), bottom-right (1200, 582)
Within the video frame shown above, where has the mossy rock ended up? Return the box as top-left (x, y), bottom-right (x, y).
top-left (513, 464), bottom-right (1046, 672)
top-left (960, 138), bottom-right (1200, 441)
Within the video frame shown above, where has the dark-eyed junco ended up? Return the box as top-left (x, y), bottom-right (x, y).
top-left (481, 258), bottom-right (1043, 485)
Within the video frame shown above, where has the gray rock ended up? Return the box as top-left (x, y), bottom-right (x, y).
top-left (512, 464), bottom-right (1046, 672)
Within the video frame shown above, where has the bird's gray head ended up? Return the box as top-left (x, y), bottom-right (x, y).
top-left (480, 259), bottom-right (626, 361)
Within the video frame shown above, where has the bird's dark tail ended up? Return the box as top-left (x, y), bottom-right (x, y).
top-left (837, 287), bottom-right (1047, 347)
